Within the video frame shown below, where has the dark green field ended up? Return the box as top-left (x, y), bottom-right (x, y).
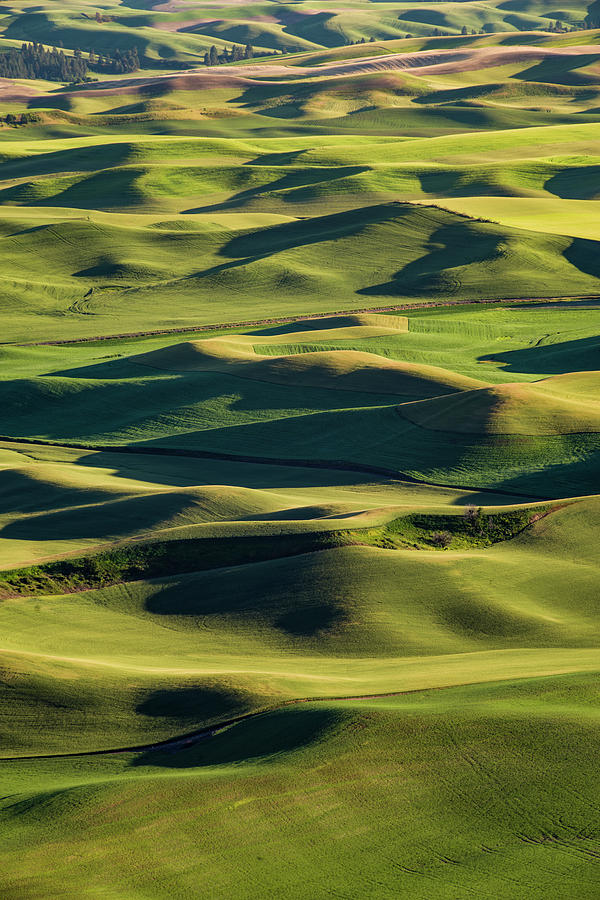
top-left (0, 5), bottom-right (599, 898)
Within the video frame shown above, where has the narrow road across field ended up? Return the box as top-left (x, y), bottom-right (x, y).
top-left (14, 295), bottom-right (600, 346)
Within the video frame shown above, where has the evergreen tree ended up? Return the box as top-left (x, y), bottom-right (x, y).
top-left (0, 42), bottom-right (89, 82)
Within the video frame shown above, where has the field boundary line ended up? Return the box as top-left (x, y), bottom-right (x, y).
top-left (12, 295), bottom-right (600, 346)
top-left (0, 434), bottom-right (548, 499)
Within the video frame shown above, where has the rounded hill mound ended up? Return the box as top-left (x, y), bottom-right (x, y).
top-left (399, 371), bottom-right (600, 435)
top-left (135, 334), bottom-right (486, 397)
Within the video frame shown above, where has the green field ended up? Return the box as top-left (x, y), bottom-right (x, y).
top-left (0, 7), bottom-right (600, 899)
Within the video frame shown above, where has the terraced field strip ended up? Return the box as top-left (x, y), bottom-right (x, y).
top-left (15, 296), bottom-right (600, 346)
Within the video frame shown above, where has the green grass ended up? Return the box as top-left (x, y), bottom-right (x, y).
top-left (0, 24), bottom-right (600, 899)
top-left (2, 676), bottom-right (600, 897)
top-left (0, 201), bottom-right (597, 342)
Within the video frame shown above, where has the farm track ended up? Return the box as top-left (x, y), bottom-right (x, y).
top-left (14, 295), bottom-right (600, 347)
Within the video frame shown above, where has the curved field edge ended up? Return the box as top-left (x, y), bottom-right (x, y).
top-left (0, 504), bottom-right (552, 597)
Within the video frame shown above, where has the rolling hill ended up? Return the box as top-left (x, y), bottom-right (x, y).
top-left (0, 14), bottom-right (599, 900)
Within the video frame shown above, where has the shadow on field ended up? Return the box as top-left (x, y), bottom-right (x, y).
top-left (417, 168), bottom-right (497, 197)
top-left (0, 490), bottom-right (200, 540)
top-left (218, 202), bottom-right (399, 259)
top-left (182, 165), bottom-right (367, 213)
top-left (0, 468), bottom-right (114, 513)
top-left (131, 706), bottom-right (340, 768)
top-left (495, 442), bottom-right (600, 498)
top-left (0, 142), bottom-right (133, 180)
top-left (564, 238), bottom-right (600, 279)
top-left (4, 364), bottom-right (396, 442)
top-left (246, 149), bottom-right (309, 166)
top-left (359, 221), bottom-right (502, 296)
top-left (545, 164), bottom-right (600, 199)
top-left (70, 448), bottom-right (398, 491)
top-left (414, 84), bottom-right (495, 105)
top-left (512, 55), bottom-right (600, 86)
top-left (136, 685), bottom-right (253, 723)
top-left (143, 561), bottom-right (347, 639)
top-left (479, 334), bottom-right (600, 374)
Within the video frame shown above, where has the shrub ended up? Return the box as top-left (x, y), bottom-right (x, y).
top-left (431, 531), bottom-right (452, 548)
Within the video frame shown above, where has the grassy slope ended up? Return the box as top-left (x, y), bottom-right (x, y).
top-left (2, 677), bottom-right (600, 898)
top-left (0, 25), bottom-right (599, 900)
top-left (2, 309), bottom-right (600, 496)
top-left (0, 198), bottom-right (598, 341)
top-left (0, 44), bottom-right (599, 339)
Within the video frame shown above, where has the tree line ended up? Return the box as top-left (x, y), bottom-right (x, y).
top-left (0, 42), bottom-right (140, 83)
top-left (88, 47), bottom-right (139, 74)
top-left (204, 43), bottom-right (254, 66)
top-left (0, 42), bottom-right (88, 82)
top-left (202, 43), bottom-right (290, 66)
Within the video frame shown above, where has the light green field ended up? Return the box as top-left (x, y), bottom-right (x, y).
top-left (1, 19), bottom-right (600, 900)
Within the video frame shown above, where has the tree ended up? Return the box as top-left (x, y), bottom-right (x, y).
top-left (209, 45), bottom-right (218, 66)
top-left (244, 43), bottom-right (253, 59)
top-left (464, 505), bottom-right (485, 534)
top-left (461, 25), bottom-right (468, 35)
top-left (0, 42), bottom-right (89, 82)
top-left (431, 531), bottom-right (452, 548)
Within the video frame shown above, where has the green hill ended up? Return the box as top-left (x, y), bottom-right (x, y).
top-left (0, 22), bottom-right (600, 900)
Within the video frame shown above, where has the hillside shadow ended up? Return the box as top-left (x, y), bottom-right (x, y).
top-left (495, 438), bottom-right (600, 498)
top-left (359, 220), bottom-right (501, 296)
top-left (136, 685), bottom-right (252, 723)
top-left (88, 203), bottom-right (406, 288)
top-left (545, 165), bottom-right (600, 199)
top-left (417, 168), bottom-right (498, 197)
top-left (236, 81), bottom-right (310, 110)
top-left (0, 490), bottom-right (198, 540)
top-left (564, 237), bottom-right (600, 278)
top-left (219, 202), bottom-right (403, 260)
top-left (246, 149), bottom-right (309, 166)
top-left (275, 604), bottom-right (344, 636)
top-left (143, 563), bottom-right (344, 639)
top-left (477, 334), bottom-right (600, 375)
top-left (0, 468), bottom-right (115, 513)
top-left (0, 142), bottom-right (133, 180)
top-left (512, 56), bottom-right (600, 86)
top-left (131, 706), bottom-right (339, 769)
top-left (414, 84), bottom-right (497, 105)
top-left (27, 94), bottom-right (73, 111)
top-left (70, 447), bottom-right (395, 491)
top-left (182, 165), bottom-right (367, 213)
top-left (46, 357), bottom-right (150, 380)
